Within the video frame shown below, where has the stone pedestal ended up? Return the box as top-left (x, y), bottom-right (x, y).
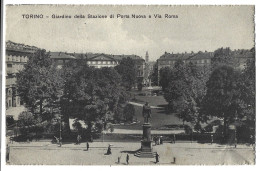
top-left (135, 123), bottom-right (155, 158)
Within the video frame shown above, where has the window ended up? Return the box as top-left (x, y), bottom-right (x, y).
top-left (98, 61), bottom-right (101, 64)
top-left (7, 64), bottom-right (12, 68)
top-left (107, 61), bottom-right (111, 64)
top-left (92, 61), bottom-right (96, 64)
top-left (103, 61), bottom-right (106, 64)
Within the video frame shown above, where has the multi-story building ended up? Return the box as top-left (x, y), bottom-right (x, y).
top-left (156, 50), bottom-right (254, 85)
top-left (5, 41), bottom-right (38, 108)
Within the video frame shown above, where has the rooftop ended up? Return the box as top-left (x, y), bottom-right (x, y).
top-left (49, 52), bottom-right (76, 60)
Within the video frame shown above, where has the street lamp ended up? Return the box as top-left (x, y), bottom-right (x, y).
top-left (59, 114), bottom-right (62, 147)
top-left (234, 115), bottom-right (238, 148)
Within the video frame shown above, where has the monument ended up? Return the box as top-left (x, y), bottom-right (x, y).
top-left (135, 102), bottom-right (155, 158)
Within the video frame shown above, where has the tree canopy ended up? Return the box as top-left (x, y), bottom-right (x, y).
top-left (17, 50), bottom-right (63, 120)
top-left (200, 65), bottom-right (243, 139)
top-left (114, 57), bottom-right (137, 90)
top-left (62, 65), bottom-right (129, 137)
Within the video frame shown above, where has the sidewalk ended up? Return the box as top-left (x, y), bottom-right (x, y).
top-left (8, 141), bottom-right (255, 165)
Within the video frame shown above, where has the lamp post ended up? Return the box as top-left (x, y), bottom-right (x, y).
top-left (234, 113), bottom-right (238, 148)
top-left (59, 114), bottom-right (62, 147)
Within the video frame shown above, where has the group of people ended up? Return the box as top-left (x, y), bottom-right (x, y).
top-left (153, 136), bottom-right (163, 145)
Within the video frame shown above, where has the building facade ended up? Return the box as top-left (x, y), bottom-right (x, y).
top-left (5, 41), bottom-right (38, 108)
top-left (156, 50), bottom-right (254, 85)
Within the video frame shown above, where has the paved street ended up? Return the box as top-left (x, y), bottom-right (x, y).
top-left (7, 141), bottom-right (255, 165)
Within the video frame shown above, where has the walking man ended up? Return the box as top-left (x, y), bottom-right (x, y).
top-left (86, 142), bottom-right (89, 151)
top-left (155, 152), bottom-right (159, 164)
top-left (126, 154), bottom-right (129, 165)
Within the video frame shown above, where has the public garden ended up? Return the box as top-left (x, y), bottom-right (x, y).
top-left (6, 47), bottom-right (256, 165)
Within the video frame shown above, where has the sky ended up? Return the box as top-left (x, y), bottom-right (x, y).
top-left (5, 5), bottom-right (255, 61)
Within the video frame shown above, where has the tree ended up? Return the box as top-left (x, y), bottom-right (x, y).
top-left (115, 57), bottom-right (137, 90)
top-left (123, 104), bottom-right (135, 122)
top-left (200, 65), bottom-right (242, 141)
top-left (62, 66), bottom-right (128, 139)
top-left (150, 62), bottom-right (159, 86)
top-left (17, 50), bottom-right (63, 120)
top-left (212, 47), bottom-right (238, 69)
top-left (159, 67), bottom-right (174, 91)
top-left (163, 61), bottom-right (205, 124)
top-left (17, 111), bottom-right (43, 136)
top-left (239, 53), bottom-right (255, 137)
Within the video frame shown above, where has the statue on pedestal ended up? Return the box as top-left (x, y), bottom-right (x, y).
top-left (142, 102), bottom-right (151, 123)
top-left (135, 102), bottom-right (154, 158)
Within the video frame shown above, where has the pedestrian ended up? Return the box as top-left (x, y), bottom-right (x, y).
top-left (118, 156), bottom-right (121, 164)
top-left (173, 134), bottom-right (176, 144)
top-left (158, 137), bottom-right (160, 145)
top-left (6, 144), bottom-right (10, 162)
top-left (126, 154), bottom-right (129, 165)
top-left (173, 157), bottom-right (176, 164)
top-left (107, 145), bottom-right (112, 155)
top-left (76, 134), bottom-right (81, 145)
top-left (155, 152), bottom-right (159, 163)
top-left (154, 136), bottom-right (157, 146)
top-left (211, 134), bottom-right (213, 144)
top-left (161, 138), bottom-right (163, 144)
top-left (86, 142), bottom-right (89, 151)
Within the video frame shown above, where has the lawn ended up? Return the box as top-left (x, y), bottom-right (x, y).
top-left (114, 93), bottom-right (185, 130)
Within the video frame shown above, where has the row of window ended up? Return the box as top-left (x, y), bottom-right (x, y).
top-left (87, 61), bottom-right (118, 65)
top-left (6, 55), bottom-right (28, 62)
top-left (159, 59), bottom-right (211, 65)
top-left (6, 63), bottom-right (24, 73)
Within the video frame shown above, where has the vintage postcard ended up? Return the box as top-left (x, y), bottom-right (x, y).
top-left (3, 4), bottom-right (255, 165)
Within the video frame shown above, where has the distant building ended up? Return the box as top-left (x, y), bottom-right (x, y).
top-left (49, 52), bottom-right (76, 69)
top-left (70, 53), bottom-right (146, 82)
top-left (5, 41), bottom-right (38, 108)
top-left (156, 50), bottom-right (254, 85)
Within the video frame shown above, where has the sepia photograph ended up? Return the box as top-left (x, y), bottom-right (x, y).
top-left (2, 4), bottom-right (255, 166)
